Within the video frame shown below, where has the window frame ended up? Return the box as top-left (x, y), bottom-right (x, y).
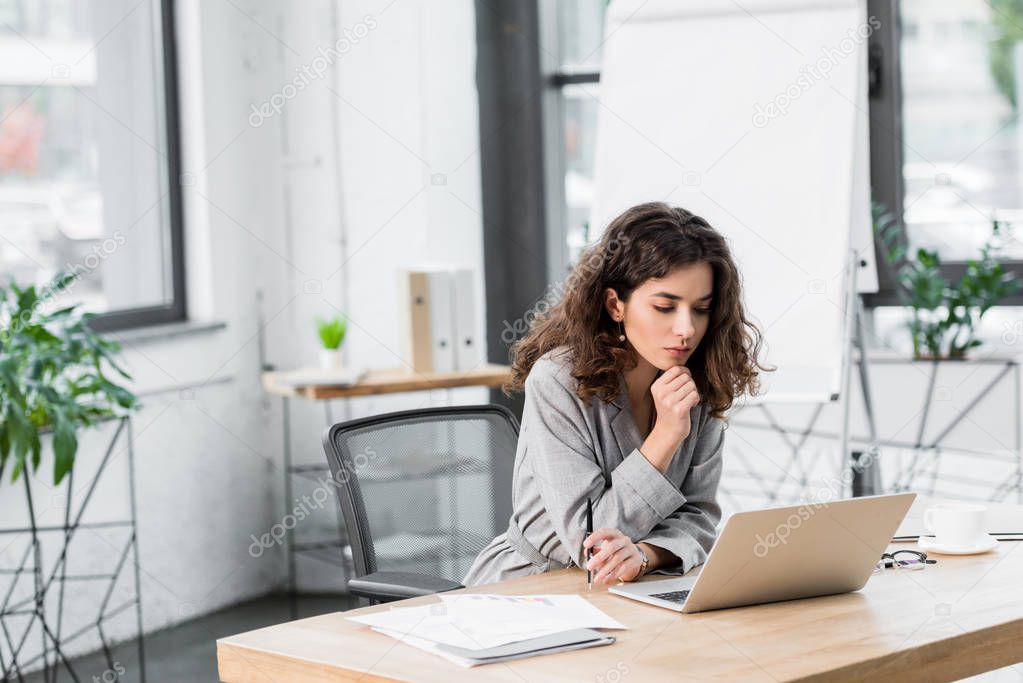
top-left (44, 0), bottom-right (187, 333)
top-left (538, 0), bottom-right (600, 284)
top-left (855, 0), bottom-right (1023, 307)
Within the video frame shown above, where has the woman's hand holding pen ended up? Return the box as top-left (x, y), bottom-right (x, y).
top-left (584, 528), bottom-right (643, 584)
top-left (640, 365), bottom-right (700, 474)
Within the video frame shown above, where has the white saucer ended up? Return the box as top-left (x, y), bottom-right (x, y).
top-left (918, 534), bottom-right (999, 555)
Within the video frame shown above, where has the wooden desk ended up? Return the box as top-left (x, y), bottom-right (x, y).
top-left (218, 540), bottom-right (1023, 682)
top-left (261, 364), bottom-right (512, 400)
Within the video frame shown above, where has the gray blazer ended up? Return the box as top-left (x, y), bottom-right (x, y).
top-left (463, 346), bottom-right (726, 587)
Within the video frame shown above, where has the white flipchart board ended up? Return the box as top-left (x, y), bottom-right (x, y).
top-left (590, 0), bottom-right (877, 404)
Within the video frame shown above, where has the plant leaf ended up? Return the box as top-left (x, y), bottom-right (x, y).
top-left (0, 427), bottom-right (8, 481)
top-left (52, 412), bottom-right (77, 486)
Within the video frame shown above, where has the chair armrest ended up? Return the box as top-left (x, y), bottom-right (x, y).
top-left (347, 571), bottom-right (463, 602)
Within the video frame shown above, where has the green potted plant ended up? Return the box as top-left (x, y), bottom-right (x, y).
top-left (874, 203), bottom-right (1021, 360)
top-left (316, 314), bottom-right (348, 369)
top-left (0, 272), bottom-right (138, 485)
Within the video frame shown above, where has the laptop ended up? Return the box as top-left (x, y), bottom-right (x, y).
top-left (609, 492), bottom-right (916, 613)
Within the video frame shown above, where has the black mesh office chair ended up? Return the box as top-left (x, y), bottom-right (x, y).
top-left (322, 404), bottom-right (518, 603)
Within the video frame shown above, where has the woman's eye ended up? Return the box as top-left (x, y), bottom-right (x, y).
top-left (654, 306), bottom-right (712, 314)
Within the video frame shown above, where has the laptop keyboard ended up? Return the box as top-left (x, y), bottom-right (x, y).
top-left (649, 589), bottom-right (690, 604)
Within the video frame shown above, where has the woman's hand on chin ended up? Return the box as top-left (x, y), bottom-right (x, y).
top-left (650, 365), bottom-right (701, 442)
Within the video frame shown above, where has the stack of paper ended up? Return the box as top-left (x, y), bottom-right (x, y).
top-left (347, 594), bottom-right (626, 667)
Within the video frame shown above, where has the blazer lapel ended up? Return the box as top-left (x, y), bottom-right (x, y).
top-left (608, 373), bottom-right (638, 464)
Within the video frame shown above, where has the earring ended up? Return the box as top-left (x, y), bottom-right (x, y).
top-left (617, 319), bottom-right (626, 343)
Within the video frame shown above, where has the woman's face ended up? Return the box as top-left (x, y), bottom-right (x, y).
top-left (605, 262), bottom-right (714, 370)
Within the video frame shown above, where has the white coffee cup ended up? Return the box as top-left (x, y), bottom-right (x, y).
top-left (924, 502), bottom-right (987, 547)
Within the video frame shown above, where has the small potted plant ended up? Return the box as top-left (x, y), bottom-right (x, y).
top-left (316, 314), bottom-right (348, 370)
top-left (0, 272), bottom-right (137, 485)
top-left (874, 203), bottom-right (1021, 360)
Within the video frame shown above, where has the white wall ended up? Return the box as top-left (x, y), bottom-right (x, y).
top-left (268, 0), bottom-right (487, 591)
top-left (169, 0), bottom-right (487, 609)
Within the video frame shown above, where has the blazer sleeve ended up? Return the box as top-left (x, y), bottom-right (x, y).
top-left (523, 361), bottom-right (687, 568)
top-left (639, 414), bottom-right (726, 574)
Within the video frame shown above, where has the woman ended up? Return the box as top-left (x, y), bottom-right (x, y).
top-left (463, 202), bottom-right (770, 587)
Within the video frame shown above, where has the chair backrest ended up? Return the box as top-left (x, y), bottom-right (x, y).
top-left (322, 404), bottom-right (519, 582)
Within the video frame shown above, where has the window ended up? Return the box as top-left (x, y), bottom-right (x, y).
top-left (868, 0), bottom-right (1023, 306)
top-left (539, 0), bottom-right (605, 281)
top-left (0, 0), bottom-right (185, 330)
top-left (899, 0), bottom-right (1023, 260)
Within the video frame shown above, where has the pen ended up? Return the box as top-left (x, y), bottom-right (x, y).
top-left (586, 497), bottom-right (593, 590)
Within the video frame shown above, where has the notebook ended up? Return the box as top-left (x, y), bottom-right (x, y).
top-left (376, 627), bottom-right (616, 668)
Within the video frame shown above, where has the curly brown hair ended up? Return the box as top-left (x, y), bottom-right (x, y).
top-left (504, 202), bottom-right (771, 420)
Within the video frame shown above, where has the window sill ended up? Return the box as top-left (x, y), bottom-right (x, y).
top-left (104, 320), bottom-right (227, 345)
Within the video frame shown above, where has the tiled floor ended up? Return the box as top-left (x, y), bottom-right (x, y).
top-left (22, 593), bottom-right (359, 683)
